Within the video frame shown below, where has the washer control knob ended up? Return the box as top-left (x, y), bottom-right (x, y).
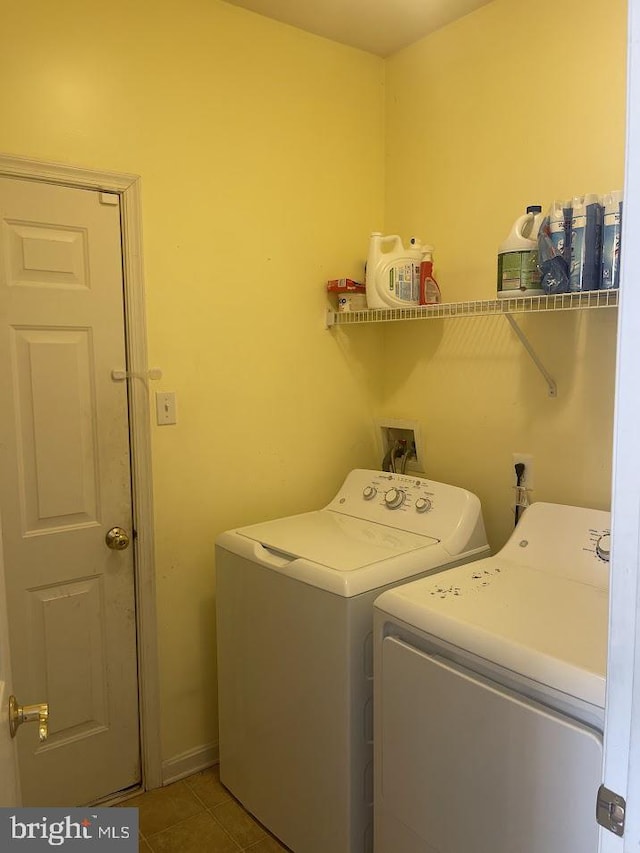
top-left (384, 488), bottom-right (405, 509)
top-left (415, 497), bottom-right (432, 513)
top-left (596, 533), bottom-right (611, 562)
top-left (362, 486), bottom-right (377, 501)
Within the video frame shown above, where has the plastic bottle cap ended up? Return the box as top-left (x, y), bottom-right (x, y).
top-left (526, 205), bottom-right (543, 214)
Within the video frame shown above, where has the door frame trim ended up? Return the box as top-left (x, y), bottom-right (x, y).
top-left (0, 153), bottom-right (163, 792)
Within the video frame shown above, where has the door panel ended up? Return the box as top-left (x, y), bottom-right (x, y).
top-left (5, 219), bottom-right (89, 290)
top-left (377, 636), bottom-right (602, 853)
top-left (0, 176), bottom-right (139, 806)
top-left (29, 577), bottom-right (107, 740)
top-left (13, 328), bottom-right (99, 530)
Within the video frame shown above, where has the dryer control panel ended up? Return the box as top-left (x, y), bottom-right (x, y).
top-left (500, 502), bottom-right (611, 589)
top-left (587, 529), bottom-right (611, 563)
top-left (325, 469), bottom-right (486, 547)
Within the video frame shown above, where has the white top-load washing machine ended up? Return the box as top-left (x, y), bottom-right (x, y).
top-left (373, 501), bottom-right (611, 853)
top-left (215, 469), bottom-right (489, 853)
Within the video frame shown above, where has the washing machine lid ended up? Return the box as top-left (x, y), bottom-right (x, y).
top-left (375, 556), bottom-right (608, 708)
top-left (236, 509), bottom-right (439, 572)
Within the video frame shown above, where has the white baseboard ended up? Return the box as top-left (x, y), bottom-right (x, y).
top-left (161, 742), bottom-right (219, 786)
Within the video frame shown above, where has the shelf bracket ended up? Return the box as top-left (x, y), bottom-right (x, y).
top-left (504, 313), bottom-right (557, 398)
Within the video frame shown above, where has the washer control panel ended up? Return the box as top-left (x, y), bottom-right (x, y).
top-left (324, 469), bottom-right (483, 540)
top-left (325, 468), bottom-right (486, 540)
top-left (358, 475), bottom-right (436, 515)
top-left (415, 497), bottom-right (432, 513)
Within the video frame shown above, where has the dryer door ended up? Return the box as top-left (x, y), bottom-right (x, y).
top-left (376, 636), bottom-right (602, 853)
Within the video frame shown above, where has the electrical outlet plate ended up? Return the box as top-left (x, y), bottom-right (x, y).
top-left (377, 418), bottom-right (424, 472)
top-left (512, 453), bottom-right (534, 490)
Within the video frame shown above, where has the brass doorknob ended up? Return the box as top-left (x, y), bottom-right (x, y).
top-left (9, 695), bottom-right (49, 741)
top-left (105, 527), bottom-right (130, 550)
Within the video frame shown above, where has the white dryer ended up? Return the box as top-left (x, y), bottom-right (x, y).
top-left (215, 469), bottom-right (489, 853)
top-left (373, 501), bottom-right (611, 853)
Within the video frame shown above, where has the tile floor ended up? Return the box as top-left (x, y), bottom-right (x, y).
top-left (122, 766), bottom-right (290, 852)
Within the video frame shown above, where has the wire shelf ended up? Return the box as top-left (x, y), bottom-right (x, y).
top-left (327, 289), bottom-right (619, 327)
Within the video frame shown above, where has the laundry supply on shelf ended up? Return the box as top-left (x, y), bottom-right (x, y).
top-left (337, 293), bottom-right (368, 312)
top-left (538, 200), bottom-right (572, 294)
top-left (419, 248), bottom-right (441, 305)
top-left (548, 199), bottom-right (573, 267)
top-left (366, 232), bottom-right (424, 308)
top-left (600, 191), bottom-right (623, 290)
top-left (570, 194), bottom-right (603, 292)
top-left (497, 205), bottom-right (544, 298)
top-left (538, 193), bottom-right (623, 294)
top-left (327, 278), bottom-right (367, 312)
top-left (327, 278), bottom-right (365, 292)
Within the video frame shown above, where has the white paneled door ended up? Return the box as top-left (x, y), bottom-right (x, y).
top-left (0, 176), bottom-right (140, 805)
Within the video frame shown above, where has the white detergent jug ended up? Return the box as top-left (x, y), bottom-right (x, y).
top-left (366, 232), bottom-right (423, 308)
top-left (497, 205), bottom-right (544, 298)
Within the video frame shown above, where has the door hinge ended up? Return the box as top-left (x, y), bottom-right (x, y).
top-left (597, 784), bottom-right (626, 837)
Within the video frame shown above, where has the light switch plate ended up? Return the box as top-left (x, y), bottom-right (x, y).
top-left (156, 392), bottom-right (177, 425)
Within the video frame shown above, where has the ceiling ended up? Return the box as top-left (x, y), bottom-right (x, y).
top-left (221, 0), bottom-right (494, 57)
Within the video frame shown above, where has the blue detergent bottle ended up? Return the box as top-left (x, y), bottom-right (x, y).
top-left (570, 194), bottom-right (603, 291)
top-left (600, 191), bottom-right (623, 290)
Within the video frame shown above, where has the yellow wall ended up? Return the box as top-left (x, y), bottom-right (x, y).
top-left (0, 0), bottom-right (386, 762)
top-left (381, 0), bottom-right (626, 549)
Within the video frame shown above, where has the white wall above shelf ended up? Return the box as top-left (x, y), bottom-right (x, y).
top-left (326, 289), bottom-right (619, 399)
top-left (325, 289), bottom-right (619, 328)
